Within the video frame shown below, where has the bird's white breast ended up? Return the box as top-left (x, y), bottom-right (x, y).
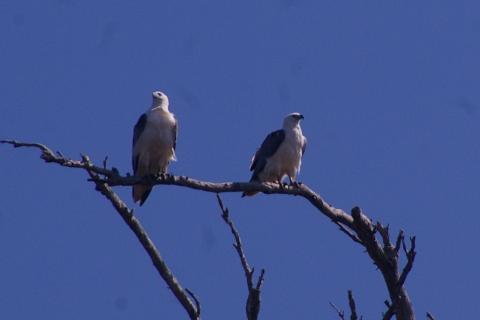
top-left (134, 110), bottom-right (176, 174)
top-left (262, 127), bottom-right (304, 181)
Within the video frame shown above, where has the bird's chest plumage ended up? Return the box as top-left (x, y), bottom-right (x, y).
top-left (144, 112), bottom-right (175, 147)
top-left (278, 130), bottom-right (303, 165)
top-left (263, 128), bottom-right (303, 179)
top-left (134, 110), bottom-right (176, 174)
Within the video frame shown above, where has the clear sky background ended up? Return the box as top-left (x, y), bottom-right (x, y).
top-left (1, 0), bottom-right (479, 319)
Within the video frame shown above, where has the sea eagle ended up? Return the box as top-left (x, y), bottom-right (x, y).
top-left (243, 113), bottom-right (307, 197)
top-left (132, 91), bottom-right (177, 205)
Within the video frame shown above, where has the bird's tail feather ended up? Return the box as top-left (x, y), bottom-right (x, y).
top-left (241, 190), bottom-right (258, 197)
top-left (242, 176), bottom-right (259, 197)
top-left (133, 185), bottom-right (152, 206)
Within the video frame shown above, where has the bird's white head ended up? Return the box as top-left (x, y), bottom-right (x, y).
top-left (151, 91), bottom-right (169, 111)
top-left (283, 112), bottom-right (304, 129)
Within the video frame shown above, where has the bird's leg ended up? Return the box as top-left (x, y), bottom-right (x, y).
top-left (277, 179), bottom-right (285, 189)
top-left (147, 173), bottom-right (157, 183)
top-left (153, 171), bottom-right (166, 180)
top-left (288, 176), bottom-right (300, 188)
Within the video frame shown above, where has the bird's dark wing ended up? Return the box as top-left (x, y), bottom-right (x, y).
top-left (249, 129), bottom-right (285, 180)
top-left (302, 136), bottom-right (307, 156)
top-left (172, 118), bottom-right (178, 151)
top-left (132, 113), bottom-right (147, 173)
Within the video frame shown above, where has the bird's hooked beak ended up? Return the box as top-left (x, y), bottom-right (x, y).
top-left (299, 114), bottom-right (304, 120)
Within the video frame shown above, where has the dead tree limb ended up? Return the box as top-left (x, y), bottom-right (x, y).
top-left (84, 156), bottom-right (200, 320)
top-left (351, 207), bottom-right (416, 320)
top-left (216, 194), bottom-right (265, 320)
top-left (0, 141), bottom-right (201, 320)
top-left (1, 139), bottom-right (418, 319)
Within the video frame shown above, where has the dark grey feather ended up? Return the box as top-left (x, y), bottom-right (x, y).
top-left (250, 129), bottom-right (285, 181)
top-left (132, 113), bottom-right (147, 173)
top-left (172, 119), bottom-right (178, 151)
top-left (302, 136), bottom-right (307, 155)
top-left (139, 188), bottom-right (152, 206)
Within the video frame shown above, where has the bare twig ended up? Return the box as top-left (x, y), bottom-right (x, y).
top-left (348, 290), bottom-right (358, 320)
top-left (185, 288), bottom-right (201, 317)
top-left (329, 301), bottom-right (346, 320)
top-left (217, 194), bottom-right (253, 289)
top-left (255, 269), bottom-right (265, 290)
top-left (334, 221), bottom-right (363, 245)
top-left (376, 223), bottom-right (392, 248)
top-left (395, 230), bottom-right (405, 253)
top-left (217, 194), bottom-right (264, 320)
top-left (331, 290), bottom-right (359, 320)
top-left (398, 237), bottom-right (416, 289)
top-left (383, 302), bottom-right (395, 320)
top-left (426, 312), bottom-right (436, 320)
top-left (103, 156), bottom-right (108, 169)
top-left (1, 140), bottom-right (115, 176)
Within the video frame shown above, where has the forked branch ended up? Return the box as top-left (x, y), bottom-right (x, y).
top-left (330, 290), bottom-right (360, 320)
top-left (0, 140), bottom-right (201, 320)
top-left (84, 158), bottom-right (200, 320)
top-left (217, 194), bottom-right (265, 320)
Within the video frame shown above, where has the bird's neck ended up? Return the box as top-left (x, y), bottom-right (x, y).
top-left (283, 123), bottom-right (300, 131)
top-left (150, 103), bottom-right (169, 113)
top-left (284, 125), bottom-right (303, 141)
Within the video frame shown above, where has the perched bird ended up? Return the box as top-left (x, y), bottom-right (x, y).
top-left (132, 91), bottom-right (177, 205)
top-left (242, 113), bottom-right (307, 197)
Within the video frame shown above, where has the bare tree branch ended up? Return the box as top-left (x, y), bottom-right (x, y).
top-left (395, 230), bottom-right (405, 254)
top-left (383, 300), bottom-right (395, 320)
top-left (185, 288), bottom-right (201, 317)
top-left (348, 290), bottom-right (358, 320)
top-left (398, 237), bottom-right (416, 289)
top-left (86, 162), bottom-right (200, 319)
top-left (216, 194), bottom-right (265, 320)
top-left (1, 140), bottom-right (115, 176)
top-left (351, 208), bottom-right (416, 320)
top-left (330, 290), bottom-right (360, 320)
top-left (31, 149), bottom-right (200, 319)
top-left (426, 312), bottom-right (436, 320)
top-left (0, 140), bottom-right (354, 227)
top-left (255, 269), bottom-right (265, 290)
top-left (2, 140), bottom-right (418, 319)
top-left (334, 221), bottom-right (363, 245)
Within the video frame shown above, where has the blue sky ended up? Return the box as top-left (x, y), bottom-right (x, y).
top-left (1, 0), bottom-right (479, 318)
